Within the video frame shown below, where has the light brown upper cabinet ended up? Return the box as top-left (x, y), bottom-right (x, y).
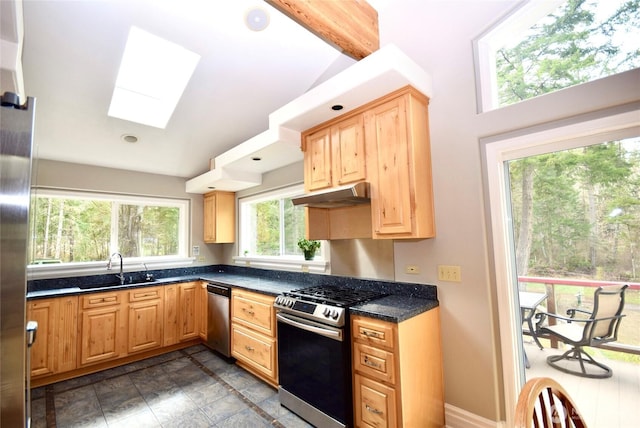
top-left (364, 88), bottom-right (435, 239)
top-left (301, 86), bottom-right (435, 240)
top-left (303, 114), bottom-right (366, 192)
top-left (203, 190), bottom-right (235, 243)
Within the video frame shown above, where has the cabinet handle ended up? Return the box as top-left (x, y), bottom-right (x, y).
top-left (245, 345), bottom-right (255, 352)
top-left (365, 404), bottom-right (383, 415)
top-left (242, 308), bottom-right (255, 316)
top-left (362, 329), bottom-right (383, 339)
top-left (364, 355), bottom-right (381, 369)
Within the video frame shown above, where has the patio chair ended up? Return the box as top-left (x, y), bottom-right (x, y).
top-left (515, 377), bottom-right (587, 428)
top-left (534, 284), bottom-right (628, 379)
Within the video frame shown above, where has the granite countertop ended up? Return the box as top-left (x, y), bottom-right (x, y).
top-left (27, 266), bottom-right (439, 323)
top-left (26, 273), bottom-right (300, 299)
top-left (351, 294), bottom-right (439, 323)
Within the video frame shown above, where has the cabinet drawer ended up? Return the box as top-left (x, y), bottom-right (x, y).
top-left (352, 316), bottom-right (395, 349)
top-left (232, 291), bottom-right (275, 336)
top-left (354, 374), bottom-right (397, 428)
top-left (129, 286), bottom-right (162, 302)
top-left (81, 291), bottom-right (122, 309)
top-left (354, 343), bottom-right (396, 385)
top-left (231, 324), bottom-right (276, 376)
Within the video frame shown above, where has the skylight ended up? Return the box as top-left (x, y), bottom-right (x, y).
top-left (108, 27), bottom-right (200, 129)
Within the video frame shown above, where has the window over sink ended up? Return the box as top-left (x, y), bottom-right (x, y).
top-left (235, 184), bottom-right (328, 273)
top-left (28, 189), bottom-right (190, 277)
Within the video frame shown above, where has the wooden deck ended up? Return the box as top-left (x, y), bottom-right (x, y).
top-left (524, 341), bottom-right (640, 427)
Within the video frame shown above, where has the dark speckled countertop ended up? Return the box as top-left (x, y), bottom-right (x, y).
top-left (351, 294), bottom-right (439, 323)
top-left (27, 265), bottom-right (438, 323)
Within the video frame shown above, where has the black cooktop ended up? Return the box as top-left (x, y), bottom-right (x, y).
top-left (286, 285), bottom-right (384, 307)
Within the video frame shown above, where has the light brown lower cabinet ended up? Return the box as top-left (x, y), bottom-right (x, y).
top-left (351, 308), bottom-right (444, 428)
top-left (177, 281), bottom-right (200, 341)
top-left (27, 296), bottom-right (78, 378)
top-left (79, 291), bottom-right (127, 366)
top-left (230, 289), bottom-right (277, 386)
top-left (198, 281), bottom-right (207, 341)
top-left (163, 284), bottom-right (179, 346)
top-left (127, 287), bottom-right (164, 354)
top-left (354, 373), bottom-right (398, 428)
top-left (28, 281), bottom-right (208, 386)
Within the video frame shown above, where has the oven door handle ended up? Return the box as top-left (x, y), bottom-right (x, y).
top-left (276, 313), bottom-right (343, 342)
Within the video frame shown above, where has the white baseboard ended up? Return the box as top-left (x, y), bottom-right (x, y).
top-left (445, 403), bottom-right (506, 428)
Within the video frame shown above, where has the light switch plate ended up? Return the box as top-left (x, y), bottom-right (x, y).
top-left (438, 265), bottom-right (461, 282)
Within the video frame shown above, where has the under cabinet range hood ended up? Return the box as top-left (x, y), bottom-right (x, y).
top-left (291, 182), bottom-right (370, 208)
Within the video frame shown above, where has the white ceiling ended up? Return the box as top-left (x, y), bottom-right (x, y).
top-left (18, 0), bottom-right (356, 179)
top-left (12, 0), bottom-right (518, 184)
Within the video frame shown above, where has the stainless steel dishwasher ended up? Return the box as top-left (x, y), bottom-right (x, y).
top-left (206, 282), bottom-right (231, 357)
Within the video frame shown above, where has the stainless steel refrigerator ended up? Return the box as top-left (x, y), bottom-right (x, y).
top-left (1, 92), bottom-right (36, 427)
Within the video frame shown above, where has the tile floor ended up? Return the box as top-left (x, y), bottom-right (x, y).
top-left (30, 345), bottom-right (314, 428)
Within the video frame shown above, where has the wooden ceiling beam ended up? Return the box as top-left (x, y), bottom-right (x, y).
top-left (266, 0), bottom-right (379, 60)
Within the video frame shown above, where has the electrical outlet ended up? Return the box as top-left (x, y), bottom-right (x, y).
top-left (192, 245), bottom-right (200, 256)
top-left (438, 265), bottom-right (461, 282)
top-left (405, 265), bottom-right (420, 274)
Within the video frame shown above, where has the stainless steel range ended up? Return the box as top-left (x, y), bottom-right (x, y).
top-left (275, 285), bottom-right (384, 428)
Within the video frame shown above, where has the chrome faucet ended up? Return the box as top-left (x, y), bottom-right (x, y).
top-left (107, 252), bottom-right (125, 285)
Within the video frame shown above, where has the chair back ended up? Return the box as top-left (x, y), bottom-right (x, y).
top-left (515, 377), bottom-right (587, 428)
top-left (588, 284), bottom-right (628, 343)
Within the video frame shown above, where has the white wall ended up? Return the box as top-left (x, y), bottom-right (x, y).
top-left (376, 0), bottom-right (640, 423)
top-left (33, 159), bottom-right (225, 267)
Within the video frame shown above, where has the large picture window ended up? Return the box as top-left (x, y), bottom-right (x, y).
top-left (29, 189), bottom-right (189, 269)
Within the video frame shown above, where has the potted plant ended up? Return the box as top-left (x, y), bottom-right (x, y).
top-left (298, 238), bottom-right (321, 260)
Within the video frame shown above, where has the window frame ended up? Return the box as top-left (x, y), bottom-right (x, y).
top-left (481, 104), bottom-right (639, 425)
top-left (234, 184), bottom-right (329, 274)
top-left (473, 0), bottom-right (638, 113)
top-left (27, 188), bottom-right (192, 279)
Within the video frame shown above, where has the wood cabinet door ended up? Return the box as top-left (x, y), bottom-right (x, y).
top-left (231, 290), bottom-right (275, 336)
top-left (203, 192), bottom-right (216, 242)
top-left (128, 299), bottom-right (163, 354)
top-left (27, 299), bottom-right (57, 377)
top-left (204, 191), bottom-right (235, 244)
top-left (198, 282), bottom-right (207, 340)
top-left (331, 114), bottom-right (366, 186)
top-left (365, 95), bottom-right (413, 237)
top-left (163, 285), bottom-right (178, 346)
top-left (80, 304), bottom-right (124, 366)
top-left (354, 374), bottom-right (397, 428)
top-left (178, 282), bottom-right (199, 341)
top-left (231, 324), bottom-right (276, 379)
top-left (56, 296), bottom-right (79, 373)
top-left (304, 127), bottom-right (333, 191)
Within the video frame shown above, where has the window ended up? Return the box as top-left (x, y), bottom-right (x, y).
top-left (237, 184), bottom-right (327, 272)
top-left (28, 189), bottom-right (189, 274)
top-left (475, 0), bottom-right (639, 111)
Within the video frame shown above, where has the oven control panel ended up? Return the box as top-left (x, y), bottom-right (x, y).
top-left (274, 296), bottom-right (346, 327)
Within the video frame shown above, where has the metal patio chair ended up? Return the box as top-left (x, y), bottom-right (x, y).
top-left (534, 284), bottom-right (628, 379)
top-left (515, 377), bottom-right (587, 428)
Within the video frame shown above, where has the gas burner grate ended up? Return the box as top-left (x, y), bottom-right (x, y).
top-left (287, 285), bottom-right (384, 307)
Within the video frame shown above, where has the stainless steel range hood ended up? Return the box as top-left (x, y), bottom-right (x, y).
top-left (291, 182), bottom-right (370, 208)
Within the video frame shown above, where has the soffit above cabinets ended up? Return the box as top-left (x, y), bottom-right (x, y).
top-left (185, 44), bottom-right (433, 194)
